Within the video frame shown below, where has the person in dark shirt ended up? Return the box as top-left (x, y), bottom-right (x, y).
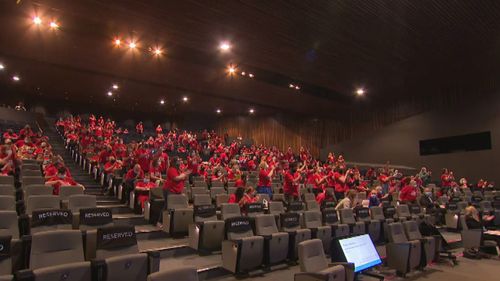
top-left (419, 187), bottom-right (446, 225)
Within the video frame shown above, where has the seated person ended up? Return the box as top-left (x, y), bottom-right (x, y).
top-left (234, 174), bottom-right (246, 188)
top-left (399, 178), bottom-right (418, 204)
top-left (45, 166), bottom-right (85, 195)
top-left (368, 190), bottom-right (381, 207)
top-left (419, 187), bottom-right (446, 225)
top-left (335, 189), bottom-right (357, 210)
top-left (316, 188), bottom-right (336, 206)
top-left (135, 172), bottom-right (158, 210)
top-left (103, 156), bottom-right (123, 175)
top-left (228, 187), bottom-right (245, 204)
top-left (465, 205), bottom-right (495, 230)
top-left (240, 187), bottom-right (260, 214)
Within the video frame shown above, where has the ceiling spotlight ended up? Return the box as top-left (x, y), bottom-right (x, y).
top-left (107, 91), bottom-right (113, 96)
top-left (12, 75), bottom-right (20, 82)
top-left (216, 109), bottom-right (222, 114)
top-left (0, 64), bottom-right (4, 70)
top-left (241, 72), bottom-right (246, 76)
top-left (114, 39), bottom-right (122, 46)
top-left (49, 21), bottom-right (59, 29)
top-left (248, 73), bottom-right (254, 78)
top-left (160, 99), bottom-right (165, 105)
top-left (128, 41), bottom-right (137, 49)
top-left (152, 47), bottom-right (163, 56)
top-left (32, 16), bottom-right (42, 25)
top-left (112, 84), bottom-right (119, 90)
top-left (229, 67), bottom-right (235, 74)
top-left (182, 96), bottom-right (188, 102)
top-left (295, 85), bottom-right (300, 90)
top-left (356, 88), bottom-right (365, 96)
top-left (249, 108), bottom-right (255, 114)
top-left (219, 41), bottom-right (231, 52)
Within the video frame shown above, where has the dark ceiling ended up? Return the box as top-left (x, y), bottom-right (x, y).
top-left (0, 0), bottom-right (499, 118)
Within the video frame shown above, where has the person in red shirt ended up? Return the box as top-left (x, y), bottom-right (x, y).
top-left (399, 177), bottom-right (418, 204)
top-left (158, 157), bottom-right (191, 227)
top-left (283, 163), bottom-right (301, 202)
top-left (45, 166), bottom-right (84, 195)
top-left (228, 187), bottom-right (245, 204)
top-left (316, 188), bottom-right (336, 206)
top-left (234, 174), bottom-right (246, 188)
top-left (136, 122), bottom-right (144, 134)
top-left (257, 162), bottom-right (274, 196)
top-left (135, 172), bottom-right (158, 210)
top-left (156, 125), bottom-right (162, 135)
top-left (239, 187), bottom-right (260, 214)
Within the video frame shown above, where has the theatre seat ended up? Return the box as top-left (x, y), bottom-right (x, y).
top-left (16, 230), bottom-right (91, 281)
top-left (24, 185), bottom-right (52, 199)
top-left (386, 223), bottom-right (421, 277)
top-left (322, 208), bottom-right (350, 239)
top-left (222, 216), bottom-right (264, 274)
top-left (59, 186), bottom-right (85, 209)
top-left (220, 203), bottom-right (241, 220)
top-left (0, 212), bottom-right (22, 276)
top-left (162, 194), bottom-right (193, 235)
top-left (26, 195), bottom-right (60, 214)
top-left (269, 201), bottom-right (285, 215)
top-left (92, 225), bottom-right (160, 281)
top-left (396, 205), bottom-right (412, 222)
top-left (301, 211), bottom-right (332, 254)
top-left (295, 239), bottom-right (354, 281)
top-left (188, 204), bottom-right (225, 252)
top-left (403, 220), bottom-right (436, 265)
top-left (355, 207), bottom-right (381, 243)
top-left (147, 267), bottom-right (198, 281)
top-left (215, 194), bottom-right (229, 208)
top-left (339, 209), bottom-right (365, 236)
top-left (255, 214), bottom-right (289, 265)
top-left (280, 213), bottom-right (311, 260)
top-left (0, 196), bottom-right (16, 212)
top-left (68, 195), bottom-right (96, 228)
top-left (371, 206), bottom-right (393, 241)
top-left (193, 194), bottom-right (212, 206)
top-left (144, 188), bottom-right (164, 224)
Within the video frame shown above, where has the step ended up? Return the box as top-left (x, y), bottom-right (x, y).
top-left (135, 224), bottom-right (169, 240)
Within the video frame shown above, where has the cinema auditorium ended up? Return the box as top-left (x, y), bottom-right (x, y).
top-left (0, 1), bottom-right (499, 281)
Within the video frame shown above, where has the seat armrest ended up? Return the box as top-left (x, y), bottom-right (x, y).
top-left (147, 251), bottom-right (160, 274)
top-left (18, 214), bottom-right (30, 236)
top-left (294, 272), bottom-right (329, 281)
top-left (15, 269), bottom-right (35, 281)
top-left (329, 262), bottom-right (355, 281)
top-left (261, 235), bottom-right (272, 241)
top-left (91, 259), bottom-right (107, 281)
top-left (21, 235), bottom-right (32, 269)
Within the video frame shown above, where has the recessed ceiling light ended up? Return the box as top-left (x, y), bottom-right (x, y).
top-left (160, 99), bottom-right (165, 105)
top-left (248, 73), bottom-right (254, 78)
top-left (32, 16), bottom-right (42, 25)
top-left (356, 88), bottom-right (365, 96)
top-left (0, 64), bottom-right (4, 70)
top-left (112, 84), bottom-right (119, 90)
top-left (216, 109), bottom-right (222, 114)
top-left (249, 108), bottom-right (255, 114)
top-left (107, 91), bottom-right (113, 96)
top-left (49, 21), bottom-right (59, 29)
top-left (295, 85), bottom-right (300, 90)
top-left (12, 75), bottom-right (20, 82)
top-left (114, 39), bottom-right (121, 46)
top-left (289, 84), bottom-right (295, 88)
top-left (241, 72), bottom-right (246, 76)
top-left (219, 41), bottom-right (231, 52)
top-left (128, 41), bottom-right (137, 49)
top-left (182, 96), bottom-right (188, 102)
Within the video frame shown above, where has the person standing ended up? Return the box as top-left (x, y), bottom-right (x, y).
top-left (257, 161), bottom-right (275, 197)
top-left (157, 156), bottom-right (191, 228)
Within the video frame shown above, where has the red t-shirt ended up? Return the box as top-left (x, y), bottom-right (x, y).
top-left (258, 168), bottom-right (271, 187)
top-left (283, 171), bottom-right (299, 196)
top-left (164, 167), bottom-right (184, 193)
top-left (400, 185), bottom-right (417, 202)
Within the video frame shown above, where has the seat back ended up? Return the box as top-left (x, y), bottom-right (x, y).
top-left (479, 201), bottom-right (493, 213)
top-left (59, 186), bottom-right (85, 201)
top-left (355, 207), bottom-right (371, 222)
top-left (225, 216), bottom-right (255, 240)
top-left (403, 220), bottom-right (422, 240)
top-left (306, 200), bottom-right (320, 211)
top-left (387, 223), bottom-right (408, 243)
top-left (25, 185), bottom-right (53, 198)
top-left (22, 176), bottom-right (45, 187)
top-left (457, 202), bottom-right (468, 213)
top-left (339, 208), bottom-right (356, 224)
top-left (21, 170), bottom-right (42, 177)
top-left (194, 205), bottom-right (217, 222)
top-left (280, 212), bottom-right (301, 231)
top-left (245, 203), bottom-right (264, 217)
top-left (396, 205), bottom-right (411, 218)
top-left (0, 236), bottom-right (12, 276)
top-left (298, 239), bottom-right (328, 273)
top-left (210, 187), bottom-right (225, 199)
top-left (303, 193), bottom-right (315, 202)
top-left (0, 211), bottom-right (19, 239)
top-left (370, 206), bottom-right (385, 220)
top-left (27, 195), bottom-right (60, 214)
top-left (0, 196), bottom-right (15, 211)
top-left (30, 230), bottom-right (84, 269)
top-left (167, 194), bottom-right (189, 210)
top-left (409, 204), bottom-right (422, 215)
top-left (302, 211), bottom-right (322, 228)
top-left (150, 187), bottom-right (164, 199)
top-left (68, 195), bottom-right (97, 213)
top-left (288, 201), bottom-right (304, 213)
top-left (0, 185), bottom-right (15, 196)
top-left (221, 203), bottom-right (241, 220)
top-left (0, 176), bottom-right (14, 186)
top-left (147, 267), bottom-right (199, 281)
top-left (193, 194), bottom-right (212, 206)
top-left (268, 201), bottom-right (284, 215)
top-left (255, 214), bottom-right (279, 235)
top-left (322, 208), bottom-right (339, 225)
top-left (95, 225), bottom-right (139, 259)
